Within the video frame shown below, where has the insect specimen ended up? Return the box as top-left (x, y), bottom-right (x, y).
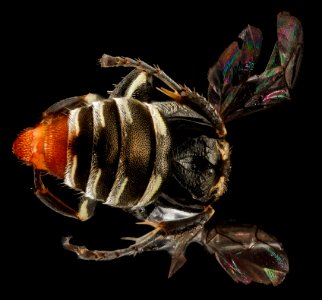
top-left (12, 12), bottom-right (303, 285)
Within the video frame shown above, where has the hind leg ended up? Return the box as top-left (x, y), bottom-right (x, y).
top-left (34, 170), bottom-right (96, 221)
top-left (63, 206), bottom-right (214, 277)
top-left (100, 54), bottom-right (226, 137)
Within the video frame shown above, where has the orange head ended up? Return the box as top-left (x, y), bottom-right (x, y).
top-left (12, 116), bottom-right (69, 178)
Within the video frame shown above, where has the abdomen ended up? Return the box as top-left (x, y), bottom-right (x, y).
top-left (64, 98), bottom-right (171, 208)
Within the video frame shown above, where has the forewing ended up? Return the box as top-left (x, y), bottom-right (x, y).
top-left (202, 225), bottom-right (289, 285)
top-left (207, 24), bottom-right (262, 118)
top-left (277, 11), bottom-right (304, 88)
top-left (244, 12), bottom-right (304, 112)
top-left (208, 12), bottom-right (303, 122)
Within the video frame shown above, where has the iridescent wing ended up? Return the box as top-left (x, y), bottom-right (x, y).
top-left (208, 12), bottom-right (303, 122)
top-left (202, 224), bottom-right (289, 285)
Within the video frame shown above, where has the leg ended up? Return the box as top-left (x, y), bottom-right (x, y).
top-left (34, 169), bottom-right (96, 221)
top-left (63, 206), bottom-right (214, 277)
top-left (43, 93), bottom-right (103, 117)
top-left (100, 54), bottom-right (183, 93)
top-left (100, 54), bottom-right (226, 137)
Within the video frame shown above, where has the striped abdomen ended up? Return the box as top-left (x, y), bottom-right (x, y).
top-left (64, 98), bottom-right (171, 208)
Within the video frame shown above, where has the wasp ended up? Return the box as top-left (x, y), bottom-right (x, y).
top-left (13, 12), bottom-right (303, 285)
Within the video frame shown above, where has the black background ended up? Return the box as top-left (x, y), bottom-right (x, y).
top-left (2, 1), bottom-right (315, 298)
